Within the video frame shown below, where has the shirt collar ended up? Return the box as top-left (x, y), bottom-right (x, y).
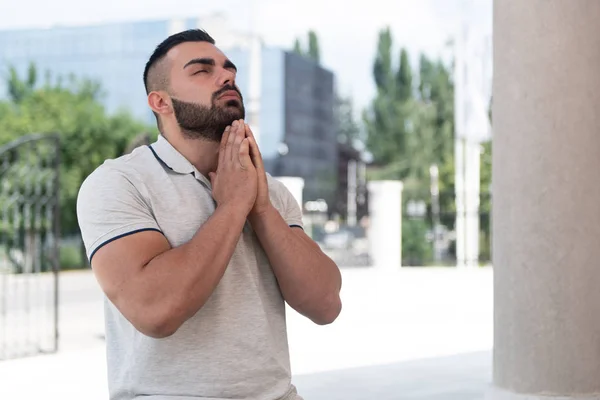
top-left (148, 135), bottom-right (212, 187)
top-left (149, 135), bottom-right (195, 175)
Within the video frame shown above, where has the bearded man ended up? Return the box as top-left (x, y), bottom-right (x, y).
top-left (76, 29), bottom-right (342, 400)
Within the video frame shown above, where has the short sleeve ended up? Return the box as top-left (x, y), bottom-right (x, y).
top-left (76, 166), bottom-right (162, 262)
top-left (270, 178), bottom-right (304, 229)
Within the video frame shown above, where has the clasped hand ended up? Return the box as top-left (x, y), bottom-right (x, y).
top-left (208, 119), bottom-right (272, 218)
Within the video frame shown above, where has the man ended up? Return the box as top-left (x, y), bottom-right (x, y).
top-left (76, 29), bottom-right (342, 400)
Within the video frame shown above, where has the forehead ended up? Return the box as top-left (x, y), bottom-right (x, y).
top-left (166, 41), bottom-right (229, 68)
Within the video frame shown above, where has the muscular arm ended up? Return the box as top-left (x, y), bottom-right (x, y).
top-left (249, 206), bottom-right (342, 325)
top-left (81, 120), bottom-right (256, 338)
top-left (243, 124), bottom-right (341, 325)
top-left (91, 204), bottom-right (247, 338)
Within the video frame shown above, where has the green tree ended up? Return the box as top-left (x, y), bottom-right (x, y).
top-left (364, 28), bottom-right (415, 172)
top-left (416, 55), bottom-right (455, 221)
top-left (363, 29), bottom-right (462, 265)
top-left (292, 38), bottom-right (304, 56)
top-left (307, 30), bottom-right (321, 64)
top-left (6, 63), bottom-right (37, 104)
top-left (292, 31), bottom-right (320, 64)
top-left (402, 217), bottom-right (433, 266)
top-left (396, 49), bottom-right (413, 102)
top-left (418, 56), bottom-right (454, 167)
top-left (0, 65), bottom-right (154, 245)
top-left (372, 28), bottom-right (394, 94)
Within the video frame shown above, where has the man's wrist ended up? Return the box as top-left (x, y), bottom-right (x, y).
top-left (216, 202), bottom-right (251, 224)
top-left (248, 203), bottom-right (277, 225)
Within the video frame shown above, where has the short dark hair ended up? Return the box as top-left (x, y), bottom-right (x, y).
top-left (143, 29), bottom-right (215, 94)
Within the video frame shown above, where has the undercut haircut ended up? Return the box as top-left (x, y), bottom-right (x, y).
top-left (143, 29), bottom-right (216, 131)
top-left (143, 29), bottom-right (216, 94)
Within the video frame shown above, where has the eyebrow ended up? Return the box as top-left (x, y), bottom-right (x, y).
top-left (183, 58), bottom-right (237, 72)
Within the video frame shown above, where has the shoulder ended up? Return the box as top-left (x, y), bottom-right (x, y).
top-left (79, 146), bottom-right (154, 194)
top-left (266, 174), bottom-right (300, 203)
top-left (77, 147), bottom-right (157, 212)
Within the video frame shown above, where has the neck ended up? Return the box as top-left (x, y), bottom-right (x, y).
top-left (162, 129), bottom-right (220, 176)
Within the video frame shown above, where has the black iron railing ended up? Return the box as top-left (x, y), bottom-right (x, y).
top-left (0, 133), bottom-right (60, 360)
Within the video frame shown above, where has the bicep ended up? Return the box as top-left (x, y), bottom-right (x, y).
top-left (91, 230), bottom-right (171, 303)
top-left (76, 167), bottom-right (167, 302)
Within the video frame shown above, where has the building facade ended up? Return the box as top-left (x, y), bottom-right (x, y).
top-left (0, 19), bottom-right (182, 123)
top-left (279, 52), bottom-right (337, 204)
top-left (0, 15), bottom-right (256, 124)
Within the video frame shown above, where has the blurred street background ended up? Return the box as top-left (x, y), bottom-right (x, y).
top-left (0, 0), bottom-right (494, 399)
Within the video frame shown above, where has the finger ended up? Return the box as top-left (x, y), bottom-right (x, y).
top-left (244, 122), bottom-right (254, 139)
top-left (237, 119), bottom-right (246, 140)
top-left (246, 135), bottom-right (262, 170)
top-left (245, 124), bottom-right (264, 170)
top-left (226, 121), bottom-right (238, 165)
top-left (218, 126), bottom-right (231, 168)
top-left (232, 124), bottom-right (245, 163)
top-left (238, 138), bottom-right (251, 169)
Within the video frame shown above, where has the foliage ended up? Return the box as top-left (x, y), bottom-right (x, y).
top-left (307, 31), bottom-right (321, 64)
top-left (402, 217), bottom-right (433, 266)
top-left (364, 28), bottom-right (417, 171)
top-left (293, 38), bottom-right (303, 56)
top-left (364, 26), bottom-right (492, 265)
top-left (291, 30), bottom-right (321, 64)
top-left (59, 242), bottom-right (84, 270)
top-left (0, 63), bottom-right (155, 237)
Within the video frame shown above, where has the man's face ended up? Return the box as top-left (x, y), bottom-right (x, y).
top-left (165, 41), bottom-right (245, 141)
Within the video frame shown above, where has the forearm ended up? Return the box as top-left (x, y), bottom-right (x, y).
top-left (249, 206), bottom-right (342, 325)
top-left (140, 204), bottom-right (247, 335)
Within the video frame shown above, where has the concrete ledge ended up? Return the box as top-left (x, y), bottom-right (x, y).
top-left (486, 386), bottom-right (600, 400)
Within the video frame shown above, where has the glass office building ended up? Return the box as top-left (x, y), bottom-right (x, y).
top-left (0, 18), bottom-right (205, 123)
top-left (227, 47), bottom-right (337, 203)
top-left (0, 18), bottom-right (338, 203)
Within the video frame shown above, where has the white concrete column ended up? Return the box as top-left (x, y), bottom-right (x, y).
top-left (464, 139), bottom-right (481, 268)
top-left (367, 181), bottom-right (402, 269)
top-left (490, 1), bottom-right (600, 399)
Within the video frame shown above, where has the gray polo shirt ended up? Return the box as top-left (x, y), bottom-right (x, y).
top-left (76, 135), bottom-right (304, 400)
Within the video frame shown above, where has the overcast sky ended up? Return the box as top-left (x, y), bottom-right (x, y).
top-left (0, 0), bottom-right (492, 113)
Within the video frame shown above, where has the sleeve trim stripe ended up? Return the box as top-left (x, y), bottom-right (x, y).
top-left (289, 224), bottom-right (304, 230)
top-left (89, 228), bottom-right (163, 262)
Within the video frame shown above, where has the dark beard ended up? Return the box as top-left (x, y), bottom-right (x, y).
top-left (171, 87), bottom-right (245, 142)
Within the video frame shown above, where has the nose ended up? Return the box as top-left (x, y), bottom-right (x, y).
top-left (217, 67), bottom-right (236, 88)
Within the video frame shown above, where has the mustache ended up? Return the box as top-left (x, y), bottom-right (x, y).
top-left (212, 85), bottom-right (243, 101)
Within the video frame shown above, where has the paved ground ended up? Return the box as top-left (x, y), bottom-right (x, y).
top-left (0, 267), bottom-right (494, 399)
top-left (294, 351), bottom-right (491, 400)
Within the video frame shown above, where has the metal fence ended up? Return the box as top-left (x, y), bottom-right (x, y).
top-left (0, 133), bottom-right (60, 360)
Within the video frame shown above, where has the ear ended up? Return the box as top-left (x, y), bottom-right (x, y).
top-left (147, 91), bottom-right (172, 116)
